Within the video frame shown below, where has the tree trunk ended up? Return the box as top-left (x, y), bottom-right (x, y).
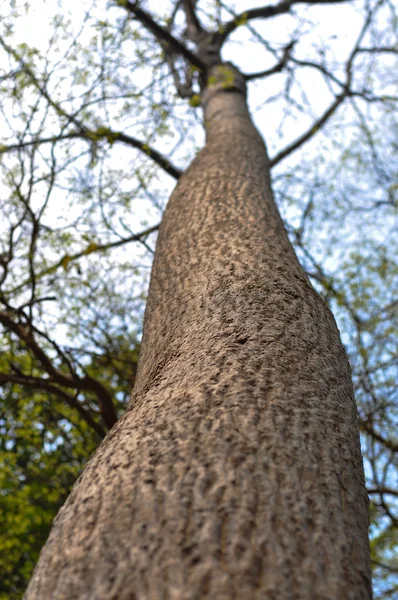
top-left (25, 65), bottom-right (371, 600)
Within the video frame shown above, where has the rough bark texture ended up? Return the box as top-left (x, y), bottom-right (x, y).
top-left (25, 65), bottom-right (372, 599)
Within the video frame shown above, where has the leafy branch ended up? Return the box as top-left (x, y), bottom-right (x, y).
top-left (0, 372), bottom-right (106, 438)
top-left (6, 224), bottom-right (159, 296)
top-left (0, 311), bottom-right (118, 430)
top-left (0, 130), bottom-right (182, 180)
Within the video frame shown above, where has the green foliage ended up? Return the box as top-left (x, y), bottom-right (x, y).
top-left (0, 340), bottom-right (139, 598)
top-left (0, 386), bottom-right (96, 600)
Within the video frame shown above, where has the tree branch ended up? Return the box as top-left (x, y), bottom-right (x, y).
top-left (361, 420), bottom-right (398, 453)
top-left (160, 43), bottom-right (195, 98)
top-left (80, 374), bottom-right (119, 431)
top-left (0, 36), bottom-right (182, 179)
top-left (269, 93), bottom-right (346, 167)
top-left (182, 0), bottom-right (205, 39)
top-left (367, 487), bottom-right (398, 497)
top-left (358, 45), bottom-right (398, 54)
top-left (0, 36), bottom-right (87, 135)
top-left (0, 130), bottom-right (182, 180)
top-left (270, 2), bottom-right (381, 167)
top-left (6, 224), bottom-right (159, 297)
top-left (219, 0), bottom-right (351, 41)
top-left (119, 1), bottom-right (206, 71)
top-left (0, 311), bottom-right (118, 429)
top-left (245, 41), bottom-right (295, 80)
top-left (99, 131), bottom-right (183, 179)
top-left (0, 372), bottom-right (106, 438)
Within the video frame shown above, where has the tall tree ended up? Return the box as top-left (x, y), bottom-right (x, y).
top-left (22, 1), bottom-right (372, 597)
top-left (0, 0), bottom-right (396, 598)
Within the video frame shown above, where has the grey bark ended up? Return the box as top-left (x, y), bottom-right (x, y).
top-left (25, 65), bottom-right (372, 600)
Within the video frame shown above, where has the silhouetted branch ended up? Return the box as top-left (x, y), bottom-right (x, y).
top-left (270, 5), bottom-right (375, 167)
top-left (120, 1), bottom-right (206, 70)
top-left (245, 41), bottom-right (295, 80)
top-left (361, 420), bottom-right (398, 453)
top-left (367, 487), bottom-right (398, 497)
top-left (182, 0), bottom-right (205, 39)
top-left (358, 45), bottom-right (398, 54)
top-left (219, 0), bottom-right (350, 42)
top-left (270, 93), bottom-right (346, 167)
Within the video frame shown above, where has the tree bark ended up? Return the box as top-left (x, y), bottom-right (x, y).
top-left (25, 65), bottom-right (372, 600)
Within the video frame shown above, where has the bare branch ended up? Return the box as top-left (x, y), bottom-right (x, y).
top-left (367, 487), bottom-right (398, 497)
top-left (160, 44), bottom-right (195, 98)
top-left (219, 0), bottom-right (351, 42)
top-left (270, 93), bottom-right (346, 167)
top-left (358, 45), bottom-right (398, 54)
top-left (0, 36), bottom-right (87, 134)
top-left (96, 131), bottom-right (183, 179)
top-left (245, 41), bottom-right (295, 81)
top-left (289, 57), bottom-right (346, 88)
top-left (269, 5), bottom-right (375, 168)
top-left (182, 0), bottom-right (205, 39)
top-left (0, 36), bottom-right (182, 179)
top-left (119, 1), bottom-right (206, 71)
top-left (361, 420), bottom-right (398, 453)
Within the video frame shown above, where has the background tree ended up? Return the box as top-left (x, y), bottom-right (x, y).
top-left (0, 0), bottom-right (397, 598)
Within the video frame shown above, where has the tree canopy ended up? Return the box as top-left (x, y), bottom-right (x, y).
top-left (0, 0), bottom-right (397, 597)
